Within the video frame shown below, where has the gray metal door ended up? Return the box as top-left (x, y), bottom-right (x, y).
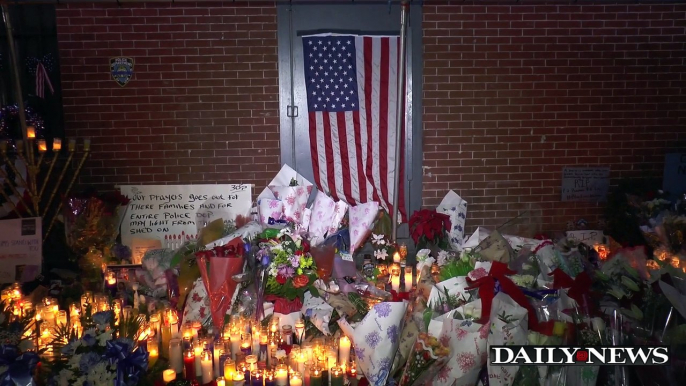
top-left (277, 2), bottom-right (423, 223)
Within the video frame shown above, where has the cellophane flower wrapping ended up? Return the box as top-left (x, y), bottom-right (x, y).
top-left (488, 292), bottom-right (529, 386)
top-left (64, 192), bottom-right (130, 255)
top-left (338, 301), bottom-right (407, 386)
top-left (258, 198), bottom-right (284, 226)
top-left (182, 277), bottom-right (211, 325)
top-left (269, 185), bottom-right (312, 224)
top-left (398, 332), bottom-right (450, 386)
top-left (349, 202), bottom-right (380, 254)
top-left (431, 300), bottom-right (490, 386)
top-left (436, 190), bottom-right (468, 251)
top-left (308, 193), bottom-right (349, 246)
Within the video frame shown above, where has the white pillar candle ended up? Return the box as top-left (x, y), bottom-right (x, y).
top-left (391, 275), bottom-right (400, 292)
top-left (233, 371), bottom-right (245, 386)
top-left (214, 344), bottom-right (223, 377)
top-left (327, 348), bottom-right (337, 369)
top-left (404, 267), bottom-right (413, 292)
top-left (169, 338), bottom-right (183, 374)
top-left (393, 252), bottom-right (401, 263)
top-left (162, 369), bottom-right (176, 384)
top-left (201, 350), bottom-right (214, 384)
top-left (275, 365), bottom-right (289, 386)
top-left (230, 330), bottom-right (241, 360)
top-left (338, 336), bottom-right (351, 366)
top-left (290, 373), bottom-right (303, 386)
top-left (252, 329), bottom-right (261, 354)
top-left (194, 343), bottom-right (203, 377)
top-left (297, 351), bottom-right (307, 375)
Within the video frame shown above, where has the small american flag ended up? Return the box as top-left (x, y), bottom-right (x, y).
top-left (303, 34), bottom-right (406, 220)
top-left (35, 62), bottom-right (54, 99)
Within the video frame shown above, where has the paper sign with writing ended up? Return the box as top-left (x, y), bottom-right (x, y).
top-left (0, 217), bottom-right (42, 284)
top-left (131, 237), bottom-right (163, 264)
top-left (566, 230), bottom-right (605, 246)
top-left (663, 153), bottom-right (686, 200)
top-left (119, 184), bottom-right (252, 248)
top-left (561, 167), bottom-right (610, 202)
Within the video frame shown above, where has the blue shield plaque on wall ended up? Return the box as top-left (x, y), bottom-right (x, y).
top-left (110, 57), bottom-right (134, 87)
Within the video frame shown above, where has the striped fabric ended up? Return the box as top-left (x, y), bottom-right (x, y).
top-left (35, 62), bottom-right (54, 99)
top-left (303, 33), bottom-right (406, 220)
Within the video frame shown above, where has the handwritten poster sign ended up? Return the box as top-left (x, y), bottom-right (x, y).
top-left (119, 184), bottom-right (252, 248)
top-left (663, 153), bottom-right (686, 200)
top-left (566, 230), bottom-right (605, 246)
top-left (561, 167), bottom-right (610, 202)
top-left (0, 217), bottom-right (42, 284)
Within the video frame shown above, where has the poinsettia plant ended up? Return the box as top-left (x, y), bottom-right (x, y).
top-left (409, 209), bottom-right (450, 249)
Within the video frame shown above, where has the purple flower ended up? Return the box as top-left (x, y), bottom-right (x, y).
top-left (386, 325), bottom-right (399, 341)
top-left (257, 248), bottom-right (271, 266)
top-left (355, 347), bottom-right (366, 362)
top-left (373, 303), bottom-right (392, 318)
top-left (79, 352), bottom-right (101, 372)
top-left (365, 331), bottom-right (381, 349)
top-left (288, 255), bottom-right (300, 268)
top-left (277, 264), bottom-right (295, 279)
top-left (82, 333), bottom-right (96, 347)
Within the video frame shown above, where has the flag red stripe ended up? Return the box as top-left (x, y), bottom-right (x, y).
top-left (352, 111), bottom-right (366, 202)
top-left (322, 113), bottom-right (337, 201)
top-left (363, 37), bottom-right (380, 204)
top-left (336, 112), bottom-right (354, 205)
top-left (308, 111), bottom-right (322, 193)
top-left (378, 37), bottom-right (391, 216)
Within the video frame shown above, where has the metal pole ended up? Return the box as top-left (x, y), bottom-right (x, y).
top-left (391, 0), bottom-right (408, 242)
top-left (2, 4), bottom-right (29, 141)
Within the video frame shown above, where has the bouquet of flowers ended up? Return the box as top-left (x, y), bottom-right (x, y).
top-left (263, 230), bottom-right (318, 302)
top-left (409, 209), bottom-right (450, 249)
top-left (64, 191), bottom-right (130, 256)
top-left (371, 233), bottom-right (394, 263)
top-left (398, 332), bottom-right (450, 386)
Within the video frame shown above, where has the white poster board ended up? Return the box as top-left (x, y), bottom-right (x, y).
top-left (566, 230), bottom-right (605, 246)
top-left (0, 217), bottom-right (42, 284)
top-left (561, 167), bottom-right (610, 202)
top-left (119, 184), bottom-right (252, 248)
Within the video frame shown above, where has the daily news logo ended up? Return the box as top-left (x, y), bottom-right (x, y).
top-left (490, 346), bottom-right (670, 366)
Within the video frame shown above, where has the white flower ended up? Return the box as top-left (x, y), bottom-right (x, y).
top-left (271, 243), bottom-right (283, 252)
top-left (371, 234), bottom-right (386, 246)
top-left (278, 227), bottom-right (292, 238)
top-left (68, 354), bottom-right (82, 369)
top-left (416, 256), bottom-right (435, 275)
top-left (374, 249), bottom-right (388, 261)
top-left (275, 349), bottom-right (287, 360)
top-left (437, 250), bottom-right (451, 266)
top-left (416, 249), bottom-right (432, 261)
top-left (510, 274), bottom-right (535, 288)
top-left (57, 369), bottom-right (74, 386)
top-left (98, 330), bottom-right (113, 346)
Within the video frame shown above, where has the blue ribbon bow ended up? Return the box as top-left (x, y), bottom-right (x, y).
top-left (0, 345), bottom-right (39, 386)
top-left (104, 340), bottom-right (148, 386)
top-left (267, 217), bottom-right (288, 225)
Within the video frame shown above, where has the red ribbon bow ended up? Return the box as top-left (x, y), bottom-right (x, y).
top-left (390, 290), bottom-right (410, 302)
top-left (266, 295), bottom-right (303, 314)
top-left (467, 261), bottom-right (539, 331)
top-left (549, 268), bottom-right (594, 315)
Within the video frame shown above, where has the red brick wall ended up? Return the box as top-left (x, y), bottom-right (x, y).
top-left (56, 2), bottom-right (280, 194)
top-left (422, 2), bottom-right (686, 233)
top-left (56, 2), bottom-right (686, 232)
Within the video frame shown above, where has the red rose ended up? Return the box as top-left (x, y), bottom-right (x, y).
top-left (292, 274), bottom-right (310, 289)
top-left (301, 240), bottom-right (310, 253)
top-left (275, 275), bottom-right (287, 285)
top-left (295, 250), bottom-right (303, 256)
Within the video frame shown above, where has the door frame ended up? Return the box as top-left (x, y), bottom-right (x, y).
top-left (276, 2), bottom-right (424, 218)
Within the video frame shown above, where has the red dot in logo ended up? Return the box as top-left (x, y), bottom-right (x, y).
top-left (576, 350), bottom-right (589, 362)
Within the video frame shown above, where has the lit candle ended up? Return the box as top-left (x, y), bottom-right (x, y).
top-left (295, 320), bottom-right (305, 345)
top-left (217, 376), bottom-right (226, 386)
top-left (391, 275), bottom-right (400, 292)
top-left (310, 367), bottom-right (322, 386)
top-left (214, 342), bottom-right (224, 377)
top-left (194, 341), bottom-right (204, 377)
top-left (239, 362), bottom-right (249, 382)
top-left (184, 349), bottom-right (196, 381)
top-left (163, 369), bottom-right (176, 384)
top-left (275, 364), bottom-right (288, 386)
top-left (330, 367), bottom-right (343, 386)
top-left (37, 139), bottom-right (47, 153)
top-left (267, 341), bottom-right (277, 368)
top-left (231, 329), bottom-right (241, 360)
top-left (148, 338), bottom-right (159, 367)
top-left (404, 266), bottom-right (413, 292)
top-left (297, 351), bottom-right (307, 375)
top-left (246, 354), bottom-right (258, 372)
top-left (327, 348), bottom-right (337, 371)
top-left (170, 338), bottom-right (183, 373)
top-left (241, 340), bottom-right (252, 356)
top-left (224, 358), bottom-right (236, 379)
top-left (233, 372), bottom-right (245, 386)
top-left (251, 370), bottom-right (262, 386)
top-left (201, 350), bottom-right (214, 384)
top-left (52, 138), bottom-right (62, 151)
top-left (252, 329), bottom-right (261, 354)
top-left (393, 251), bottom-right (401, 263)
top-left (265, 371), bottom-right (275, 386)
top-left (83, 138), bottom-right (91, 152)
top-left (290, 373), bottom-right (303, 386)
top-left (338, 337), bottom-right (351, 367)
top-left (27, 126), bottom-right (36, 139)
top-left (347, 363), bottom-right (358, 386)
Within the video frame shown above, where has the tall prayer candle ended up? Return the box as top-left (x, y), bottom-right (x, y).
top-left (294, 320), bottom-right (305, 345)
top-left (297, 351), bottom-right (307, 375)
top-left (391, 275), bottom-right (400, 292)
top-left (290, 373), bottom-right (303, 386)
top-left (252, 330), bottom-right (261, 354)
top-left (233, 372), bottom-right (245, 386)
top-left (338, 337), bottom-right (350, 367)
top-left (265, 371), bottom-right (275, 386)
top-left (170, 338), bottom-right (183, 374)
top-left (310, 368), bottom-right (322, 386)
top-left (404, 267), bottom-right (413, 292)
top-left (194, 342), bottom-right (203, 377)
top-left (162, 324), bottom-right (172, 359)
top-left (214, 342), bottom-right (224, 377)
top-left (184, 350), bottom-right (196, 381)
top-left (201, 350), bottom-right (214, 384)
top-left (224, 358), bottom-right (236, 380)
top-left (231, 330), bottom-right (241, 360)
top-left (217, 376), bottom-right (226, 386)
top-left (330, 367), bottom-right (343, 386)
top-left (148, 338), bottom-right (159, 367)
top-left (246, 355), bottom-right (258, 372)
top-left (251, 370), bottom-right (262, 386)
top-left (393, 252), bottom-right (401, 263)
top-left (275, 364), bottom-right (288, 386)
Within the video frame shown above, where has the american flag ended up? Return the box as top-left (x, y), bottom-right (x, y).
top-left (303, 34), bottom-right (406, 220)
top-left (35, 62), bottom-right (54, 99)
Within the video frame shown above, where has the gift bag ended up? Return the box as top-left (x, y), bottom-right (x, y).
top-left (487, 292), bottom-right (529, 386)
top-left (338, 301), bottom-right (407, 386)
